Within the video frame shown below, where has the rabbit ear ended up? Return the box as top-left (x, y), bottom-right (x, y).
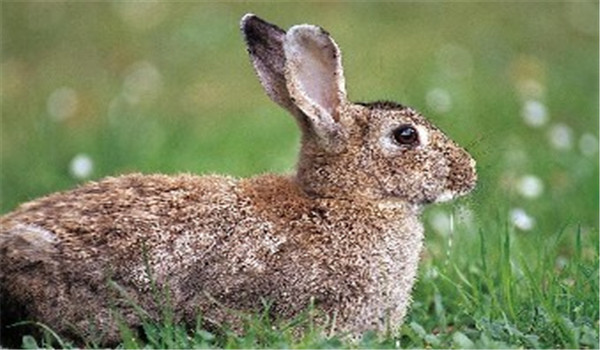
top-left (240, 14), bottom-right (305, 121)
top-left (284, 24), bottom-right (348, 143)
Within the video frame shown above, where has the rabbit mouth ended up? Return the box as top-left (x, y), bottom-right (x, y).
top-left (436, 176), bottom-right (477, 204)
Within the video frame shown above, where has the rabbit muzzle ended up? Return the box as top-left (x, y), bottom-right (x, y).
top-left (436, 152), bottom-right (477, 203)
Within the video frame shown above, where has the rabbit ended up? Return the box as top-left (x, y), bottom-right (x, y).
top-left (0, 14), bottom-right (477, 346)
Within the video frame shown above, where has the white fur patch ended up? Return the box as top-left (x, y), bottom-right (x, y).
top-left (435, 190), bottom-right (456, 203)
top-left (263, 234), bottom-right (286, 254)
top-left (380, 131), bottom-right (399, 154)
top-left (415, 125), bottom-right (430, 147)
top-left (12, 224), bottom-right (57, 244)
top-left (378, 199), bottom-right (406, 210)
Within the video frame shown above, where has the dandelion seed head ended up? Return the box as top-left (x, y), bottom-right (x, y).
top-left (510, 208), bottom-right (535, 231)
top-left (521, 100), bottom-right (548, 128)
top-left (547, 123), bottom-right (573, 150)
top-left (517, 174), bottom-right (544, 199)
top-left (69, 153), bottom-right (93, 179)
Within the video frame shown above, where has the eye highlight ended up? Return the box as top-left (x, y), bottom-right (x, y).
top-left (392, 125), bottom-right (419, 146)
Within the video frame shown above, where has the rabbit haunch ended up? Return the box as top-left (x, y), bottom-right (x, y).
top-left (0, 14), bottom-right (476, 346)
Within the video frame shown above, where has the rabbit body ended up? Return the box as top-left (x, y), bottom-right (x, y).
top-left (1, 172), bottom-right (422, 344)
top-left (1, 14), bottom-right (476, 345)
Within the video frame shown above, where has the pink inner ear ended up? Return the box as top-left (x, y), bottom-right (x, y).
top-left (294, 40), bottom-right (339, 118)
top-left (285, 26), bottom-right (346, 122)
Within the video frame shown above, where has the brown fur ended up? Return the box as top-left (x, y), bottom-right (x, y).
top-left (0, 14), bottom-right (476, 346)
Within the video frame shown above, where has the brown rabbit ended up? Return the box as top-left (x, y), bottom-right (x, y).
top-left (0, 14), bottom-right (476, 346)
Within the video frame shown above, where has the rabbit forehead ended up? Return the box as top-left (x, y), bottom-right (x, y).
top-left (356, 105), bottom-right (443, 145)
top-left (355, 102), bottom-right (429, 126)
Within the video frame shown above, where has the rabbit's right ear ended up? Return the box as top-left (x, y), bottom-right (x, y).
top-left (241, 14), bottom-right (306, 123)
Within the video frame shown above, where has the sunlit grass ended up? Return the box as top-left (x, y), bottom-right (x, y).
top-left (2, 2), bottom-right (598, 349)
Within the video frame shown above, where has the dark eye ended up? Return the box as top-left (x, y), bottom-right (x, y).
top-left (393, 125), bottom-right (419, 145)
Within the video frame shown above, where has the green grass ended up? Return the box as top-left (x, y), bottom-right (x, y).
top-left (2, 2), bottom-right (598, 349)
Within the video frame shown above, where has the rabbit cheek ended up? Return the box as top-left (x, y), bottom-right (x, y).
top-left (417, 156), bottom-right (452, 204)
top-left (381, 153), bottom-right (446, 204)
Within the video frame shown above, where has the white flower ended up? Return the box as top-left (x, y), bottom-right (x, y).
top-left (521, 100), bottom-right (548, 128)
top-left (69, 154), bottom-right (94, 179)
top-left (510, 208), bottom-right (535, 231)
top-left (47, 87), bottom-right (78, 121)
top-left (547, 123), bottom-right (573, 150)
top-left (517, 174), bottom-right (544, 199)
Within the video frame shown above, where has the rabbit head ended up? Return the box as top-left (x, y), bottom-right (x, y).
top-left (242, 14), bottom-right (476, 205)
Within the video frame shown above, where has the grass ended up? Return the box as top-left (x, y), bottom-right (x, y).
top-left (2, 2), bottom-right (598, 349)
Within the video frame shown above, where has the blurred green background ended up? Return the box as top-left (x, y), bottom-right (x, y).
top-left (1, 3), bottom-right (598, 240)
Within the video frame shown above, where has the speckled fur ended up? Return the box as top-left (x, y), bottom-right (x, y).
top-left (0, 15), bottom-right (476, 346)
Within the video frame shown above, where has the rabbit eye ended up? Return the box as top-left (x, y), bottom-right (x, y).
top-left (392, 125), bottom-right (419, 146)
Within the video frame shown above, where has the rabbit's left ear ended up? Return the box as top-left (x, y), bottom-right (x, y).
top-left (284, 25), bottom-right (348, 145)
